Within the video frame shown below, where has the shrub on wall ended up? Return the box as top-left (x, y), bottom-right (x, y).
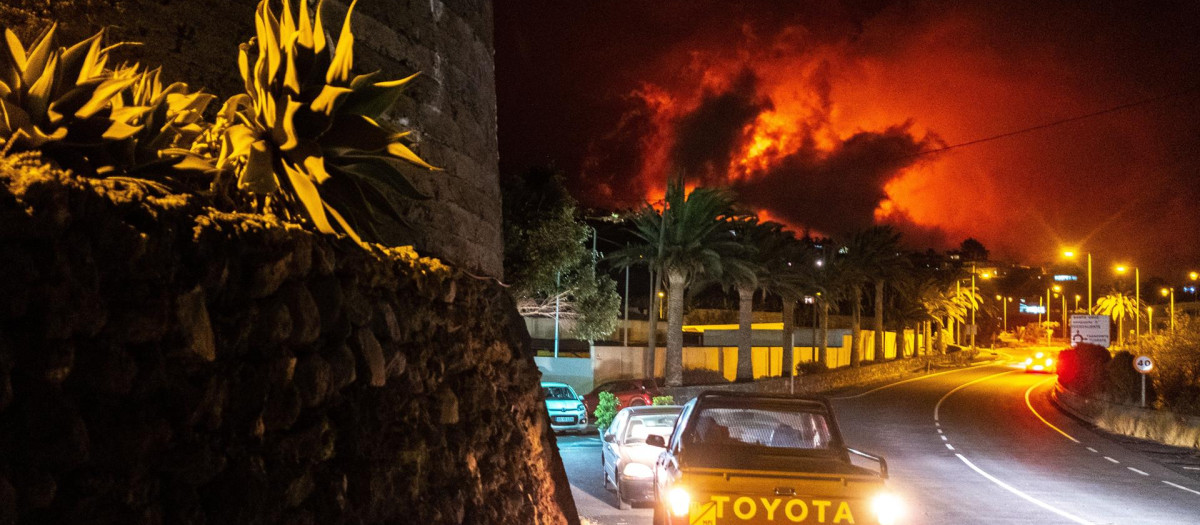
top-left (1058, 343), bottom-right (1111, 397)
top-left (594, 392), bottom-right (620, 431)
top-left (651, 395), bottom-right (674, 406)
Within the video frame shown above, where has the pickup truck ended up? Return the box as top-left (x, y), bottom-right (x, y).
top-left (646, 391), bottom-right (902, 525)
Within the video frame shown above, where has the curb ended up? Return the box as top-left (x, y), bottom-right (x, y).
top-left (1051, 382), bottom-right (1200, 450)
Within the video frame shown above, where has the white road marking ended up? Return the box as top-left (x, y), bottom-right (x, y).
top-left (941, 435), bottom-right (948, 441)
top-left (945, 443), bottom-right (955, 450)
top-left (831, 359), bottom-right (1000, 399)
top-left (1163, 481), bottom-right (1200, 496)
top-left (955, 454), bottom-right (1095, 525)
top-left (1086, 447), bottom-right (1098, 453)
top-left (934, 369), bottom-right (1017, 421)
top-left (1128, 467), bottom-right (1149, 476)
top-left (937, 428), bottom-right (943, 434)
top-left (1184, 466), bottom-right (1200, 471)
top-left (1024, 378), bottom-right (1079, 443)
top-left (1104, 457), bottom-right (1120, 464)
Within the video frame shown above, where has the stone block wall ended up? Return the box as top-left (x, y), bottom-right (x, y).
top-left (1, 0), bottom-right (505, 279)
top-left (0, 155), bottom-right (575, 524)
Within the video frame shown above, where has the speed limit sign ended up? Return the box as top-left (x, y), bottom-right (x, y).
top-left (1133, 355), bottom-right (1154, 374)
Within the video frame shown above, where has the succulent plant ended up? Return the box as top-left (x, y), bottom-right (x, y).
top-left (0, 25), bottom-right (213, 176)
top-left (209, 0), bottom-right (439, 244)
top-left (0, 26), bottom-right (136, 160)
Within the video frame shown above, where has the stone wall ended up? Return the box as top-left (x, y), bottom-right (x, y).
top-left (1, 0), bottom-right (505, 279)
top-left (0, 155), bottom-right (575, 524)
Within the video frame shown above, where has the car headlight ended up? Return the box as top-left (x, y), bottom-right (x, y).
top-left (668, 487), bottom-right (690, 516)
top-left (871, 492), bottom-right (904, 525)
top-left (1024, 358), bottom-right (1033, 365)
top-left (1046, 358), bottom-right (1054, 367)
top-left (623, 462), bottom-right (653, 478)
top-left (576, 403), bottom-right (586, 412)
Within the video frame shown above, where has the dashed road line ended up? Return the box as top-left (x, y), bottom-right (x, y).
top-left (941, 435), bottom-right (948, 440)
top-left (1163, 481), bottom-right (1200, 496)
top-left (1128, 467), bottom-right (1149, 476)
top-left (945, 443), bottom-right (955, 451)
top-left (955, 454), bottom-right (1095, 525)
top-left (1104, 457), bottom-right (1120, 464)
top-left (1086, 447), bottom-right (1099, 453)
top-left (1183, 466), bottom-right (1200, 471)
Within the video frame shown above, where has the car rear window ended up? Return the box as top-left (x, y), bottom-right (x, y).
top-left (543, 386), bottom-right (577, 400)
top-left (623, 413), bottom-right (679, 445)
top-left (689, 407), bottom-right (832, 450)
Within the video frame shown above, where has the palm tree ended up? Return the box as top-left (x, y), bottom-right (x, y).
top-left (722, 215), bottom-right (766, 382)
top-left (606, 181), bottom-right (742, 386)
top-left (841, 227), bottom-right (908, 365)
top-left (912, 277), bottom-right (976, 354)
top-left (727, 219), bottom-right (810, 379)
top-left (1095, 291), bottom-right (1141, 346)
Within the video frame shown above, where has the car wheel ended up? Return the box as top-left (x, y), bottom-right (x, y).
top-left (615, 478), bottom-right (631, 510)
top-left (652, 499), bottom-right (667, 525)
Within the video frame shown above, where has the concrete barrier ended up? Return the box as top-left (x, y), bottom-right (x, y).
top-left (1053, 383), bottom-right (1200, 450)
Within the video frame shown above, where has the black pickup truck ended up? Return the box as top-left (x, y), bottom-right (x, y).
top-left (646, 391), bottom-right (902, 525)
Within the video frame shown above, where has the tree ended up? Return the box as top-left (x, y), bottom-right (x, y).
top-left (842, 226), bottom-right (909, 365)
top-left (502, 167), bottom-right (620, 340)
top-left (911, 276), bottom-right (977, 353)
top-left (959, 238), bottom-right (989, 262)
top-left (607, 181), bottom-right (743, 386)
top-left (1095, 291), bottom-right (1141, 346)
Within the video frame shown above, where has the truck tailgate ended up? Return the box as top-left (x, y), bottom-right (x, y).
top-left (682, 467), bottom-right (883, 524)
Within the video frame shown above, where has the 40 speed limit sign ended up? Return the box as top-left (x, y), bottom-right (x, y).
top-left (1133, 355), bottom-right (1154, 374)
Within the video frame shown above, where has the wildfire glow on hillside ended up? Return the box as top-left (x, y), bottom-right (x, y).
top-left (496, 1), bottom-right (1200, 273)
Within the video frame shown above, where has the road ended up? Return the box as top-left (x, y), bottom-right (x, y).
top-left (557, 350), bottom-right (1200, 524)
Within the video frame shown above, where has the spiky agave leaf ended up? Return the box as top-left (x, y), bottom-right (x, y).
top-left (212, 0), bottom-right (439, 244)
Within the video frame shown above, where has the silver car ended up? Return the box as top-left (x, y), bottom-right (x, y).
top-left (541, 382), bottom-right (589, 433)
top-left (601, 405), bottom-right (682, 509)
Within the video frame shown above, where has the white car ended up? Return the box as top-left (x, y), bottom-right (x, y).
top-left (541, 382), bottom-right (589, 433)
top-left (601, 405), bottom-right (682, 509)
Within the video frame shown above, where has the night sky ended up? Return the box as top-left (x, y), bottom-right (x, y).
top-left (494, 1), bottom-right (1200, 277)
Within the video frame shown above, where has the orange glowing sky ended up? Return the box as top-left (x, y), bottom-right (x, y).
top-left (496, 1), bottom-right (1200, 275)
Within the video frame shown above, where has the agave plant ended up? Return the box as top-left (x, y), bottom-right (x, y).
top-left (0, 25), bottom-right (212, 176)
top-left (0, 26), bottom-right (135, 165)
top-left (207, 0), bottom-right (438, 244)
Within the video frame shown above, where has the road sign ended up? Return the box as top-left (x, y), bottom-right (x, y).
top-left (1069, 315), bottom-right (1110, 348)
top-left (1134, 355), bottom-right (1154, 374)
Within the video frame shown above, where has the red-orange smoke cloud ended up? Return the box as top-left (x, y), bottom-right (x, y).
top-left (496, 1), bottom-right (1200, 274)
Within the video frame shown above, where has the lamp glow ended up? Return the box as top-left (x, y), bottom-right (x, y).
top-left (668, 487), bottom-right (690, 516)
top-left (871, 492), bottom-right (905, 525)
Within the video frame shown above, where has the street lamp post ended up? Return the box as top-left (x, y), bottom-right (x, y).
top-left (1148, 307), bottom-right (1154, 335)
top-left (1063, 250), bottom-right (1093, 314)
top-left (1116, 265), bottom-right (1140, 344)
top-left (970, 264), bottom-right (976, 350)
top-left (1161, 287), bottom-right (1175, 331)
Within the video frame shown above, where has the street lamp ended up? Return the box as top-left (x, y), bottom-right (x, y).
top-left (1191, 272), bottom-right (1199, 301)
top-left (1074, 294), bottom-right (1081, 312)
top-left (1161, 287), bottom-right (1175, 331)
top-left (1063, 249), bottom-right (1092, 314)
top-left (1115, 264), bottom-right (1140, 344)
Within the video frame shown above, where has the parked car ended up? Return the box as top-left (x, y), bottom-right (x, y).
top-left (583, 378), bottom-right (662, 415)
top-left (541, 382), bottom-right (589, 434)
top-left (601, 405), bottom-right (683, 509)
top-left (647, 391), bottom-right (902, 525)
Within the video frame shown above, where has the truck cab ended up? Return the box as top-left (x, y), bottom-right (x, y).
top-left (647, 391), bottom-right (902, 524)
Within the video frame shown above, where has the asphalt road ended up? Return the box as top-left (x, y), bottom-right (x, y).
top-left (557, 349), bottom-right (1200, 524)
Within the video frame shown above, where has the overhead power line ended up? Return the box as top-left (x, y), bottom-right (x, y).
top-left (909, 85), bottom-right (1200, 158)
